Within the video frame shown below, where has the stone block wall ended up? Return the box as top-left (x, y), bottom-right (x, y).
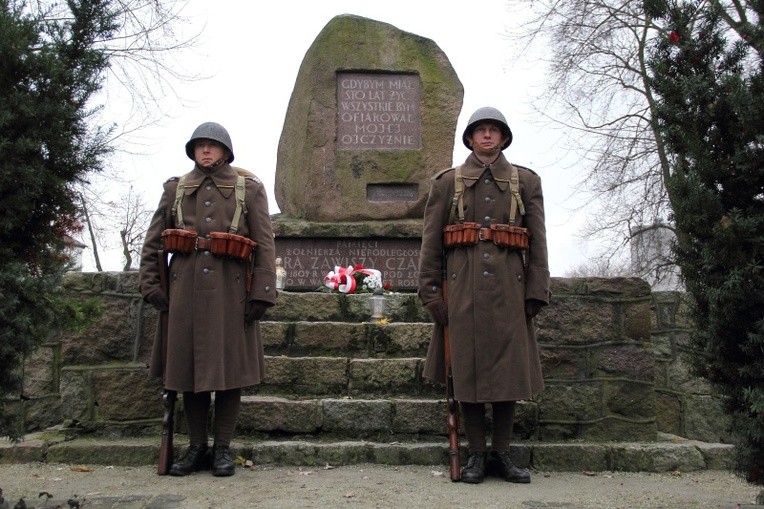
top-left (651, 291), bottom-right (730, 442)
top-left (19, 271), bottom-right (163, 436)
top-left (533, 277), bottom-right (656, 441)
top-left (13, 272), bottom-right (729, 444)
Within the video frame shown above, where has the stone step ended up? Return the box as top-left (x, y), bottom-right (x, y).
top-left (236, 396), bottom-right (448, 439)
top-left (254, 356), bottom-right (439, 398)
top-left (266, 291), bottom-right (428, 324)
top-left (2, 431), bottom-right (733, 474)
top-left (195, 396), bottom-right (620, 445)
top-left (261, 321), bottom-right (433, 357)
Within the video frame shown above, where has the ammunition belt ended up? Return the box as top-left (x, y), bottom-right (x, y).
top-left (161, 229), bottom-right (257, 260)
top-left (443, 222), bottom-right (529, 250)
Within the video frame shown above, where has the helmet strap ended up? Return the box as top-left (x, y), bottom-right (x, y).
top-left (197, 157), bottom-right (226, 173)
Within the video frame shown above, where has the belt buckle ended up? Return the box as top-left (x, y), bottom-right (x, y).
top-left (479, 228), bottom-right (486, 241)
top-left (195, 237), bottom-right (206, 251)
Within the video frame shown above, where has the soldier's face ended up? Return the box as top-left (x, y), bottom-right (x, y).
top-left (468, 122), bottom-right (508, 159)
top-left (194, 139), bottom-right (227, 167)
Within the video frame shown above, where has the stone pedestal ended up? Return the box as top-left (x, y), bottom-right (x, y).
top-left (272, 215), bottom-right (421, 291)
top-left (272, 15), bottom-right (463, 291)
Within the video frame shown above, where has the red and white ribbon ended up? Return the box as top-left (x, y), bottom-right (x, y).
top-left (323, 266), bottom-right (382, 294)
top-left (324, 265), bottom-right (357, 293)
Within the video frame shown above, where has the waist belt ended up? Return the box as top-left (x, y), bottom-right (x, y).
top-left (478, 228), bottom-right (494, 241)
top-left (442, 222), bottom-right (530, 249)
top-left (161, 229), bottom-right (257, 260)
top-left (195, 237), bottom-right (211, 251)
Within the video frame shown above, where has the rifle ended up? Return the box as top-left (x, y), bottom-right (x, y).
top-left (443, 278), bottom-right (461, 482)
top-left (156, 249), bottom-right (177, 475)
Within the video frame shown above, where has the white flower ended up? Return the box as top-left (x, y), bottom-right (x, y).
top-left (362, 275), bottom-right (382, 290)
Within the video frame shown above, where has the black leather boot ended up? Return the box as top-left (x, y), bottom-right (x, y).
top-left (212, 445), bottom-right (235, 477)
top-left (169, 444), bottom-right (210, 476)
top-left (461, 452), bottom-right (488, 484)
top-left (488, 450), bottom-right (531, 483)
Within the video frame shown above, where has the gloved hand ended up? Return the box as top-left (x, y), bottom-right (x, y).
top-left (525, 299), bottom-right (545, 318)
top-left (146, 290), bottom-right (169, 312)
top-left (245, 300), bottom-right (270, 324)
top-left (426, 299), bottom-right (448, 326)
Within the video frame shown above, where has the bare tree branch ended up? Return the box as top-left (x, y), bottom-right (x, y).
top-left (21, 1), bottom-right (201, 270)
top-left (505, 0), bottom-right (751, 287)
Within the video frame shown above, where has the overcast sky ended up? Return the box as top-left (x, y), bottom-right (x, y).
top-left (89, 1), bottom-right (591, 275)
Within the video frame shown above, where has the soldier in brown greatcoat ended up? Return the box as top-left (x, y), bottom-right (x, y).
top-left (418, 107), bottom-right (550, 484)
top-left (140, 122), bottom-right (277, 477)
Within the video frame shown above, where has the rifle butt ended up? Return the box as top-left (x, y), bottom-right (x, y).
top-left (157, 390), bottom-right (176, 475)
top-left (446, 378), bottom-right (461, 481)
top-left (448, 449), bottom-right (462, 482)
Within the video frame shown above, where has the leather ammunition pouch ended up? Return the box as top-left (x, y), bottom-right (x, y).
top-left (443, 222), bottom-right (529, 250)
top-left (209, 231), bottom-right (257, 260)
top-left (443, 222), bottom-right (481, 247)
top-left (161, 229), bottom-right (257, 260)
top-left (161, 228), bottom-right (197, 254)
top-left (487, 224), bottom-right (530, 249)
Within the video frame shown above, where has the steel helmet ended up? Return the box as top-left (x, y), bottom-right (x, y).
top-left (185, 122), bottom-right (235, 163)
top-left (462, 107), bottom-right (513, 150)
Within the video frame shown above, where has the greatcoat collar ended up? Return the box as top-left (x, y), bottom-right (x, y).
top-left (181, 163), bottom-right (238, 199)
top-left (459, 152), bottom-right (512, 192)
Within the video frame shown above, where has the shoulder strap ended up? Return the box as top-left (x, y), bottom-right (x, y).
top-left (229, 174), bottom-right (247, 234)
top-left (449, 164), bottom-right (526, 225)
top-left (172, 175), bottom-right (187, 229)
top-left (449, 165), bottom-right (465, 224)
top-left (509, 164), bottom-right (525, 225)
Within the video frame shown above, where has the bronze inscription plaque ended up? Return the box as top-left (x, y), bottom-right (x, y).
top-left (276, 238), bottom-right (420, 290)
top-left (337, 72), bottom-right (421, 150)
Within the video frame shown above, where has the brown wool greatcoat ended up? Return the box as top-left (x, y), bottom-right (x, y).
top-left (418, 152), bottom-right (550, 403)
top-left (139, 164), bottom-right (277, 393)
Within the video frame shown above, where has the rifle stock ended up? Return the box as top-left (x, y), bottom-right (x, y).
top-left (157, 389), bottom-right (176, 475)
top-left (443, 280), bottom-right (461, 481)
top-left (156, 249), bottom-right (177, 475)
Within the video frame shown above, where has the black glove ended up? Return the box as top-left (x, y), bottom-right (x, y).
top-left (146, 290), bottom-right (169, 312)
top-left (426, 299), bottom-right (448, 326)
top-left (525, 299), bottom-right (545, 318)
top-left (245, 300), bottom-right (270, 324)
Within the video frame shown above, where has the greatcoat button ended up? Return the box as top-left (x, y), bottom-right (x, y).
top-left (205, 217), bottom-right (212, 223)
top-left (203, 268), bottom-right (210, 274)
top-left (484, 196), bottom-right (491, 203)
top-left (205, 200), bottom-right (211, 207)
top-left (483, 271), bottom-right (489, 277)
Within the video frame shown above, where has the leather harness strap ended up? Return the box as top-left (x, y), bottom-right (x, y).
top-left (448, 164), bottom-right (525, 225)
top-left (173, 174), bottom-right (247, 233)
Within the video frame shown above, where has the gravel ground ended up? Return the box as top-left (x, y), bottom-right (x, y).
top-left (0, 463), bottom-right (761, 509)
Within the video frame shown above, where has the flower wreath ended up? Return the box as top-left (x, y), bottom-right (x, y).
top-left (323, 264), bottom-right (390, 294)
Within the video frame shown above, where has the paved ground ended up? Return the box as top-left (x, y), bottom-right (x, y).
top-left (0, 462), bottom-right (762, 509)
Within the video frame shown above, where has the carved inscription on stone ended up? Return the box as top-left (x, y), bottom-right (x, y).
top-left (366, 184), bottom-right (419, 202)
top-left (276, 238), bottom-right (420, 290)
top-left (337, 73), bottom-right (421, 150)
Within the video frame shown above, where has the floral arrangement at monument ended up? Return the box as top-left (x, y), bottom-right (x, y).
top-left (322, 264), bottom-right (391, 294)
